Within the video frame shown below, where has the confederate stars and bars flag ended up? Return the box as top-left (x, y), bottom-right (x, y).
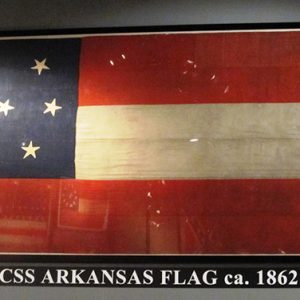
top-left (0, 31), bottom-right (299, 254)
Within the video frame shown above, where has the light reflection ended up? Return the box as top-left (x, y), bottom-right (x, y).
top-left (224, 86), bottom-right (229, 93)
top-left (189, 138), bottom-right (199, 143)
top-left (150, 221), bottom-right (160, 228)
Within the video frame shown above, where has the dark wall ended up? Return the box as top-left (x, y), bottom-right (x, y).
top-left (0, 0), bottom-right (299, 32)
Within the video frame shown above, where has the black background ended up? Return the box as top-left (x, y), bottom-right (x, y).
top-left (0, 0), bottom-right (299, 33)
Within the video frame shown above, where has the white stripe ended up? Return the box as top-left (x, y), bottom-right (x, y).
top-left (0, 235), bottom-right (45, 247)
top-left (75, 103), bottom-right (300, 179)
top-left (0, 220), bottom-right (47, 230)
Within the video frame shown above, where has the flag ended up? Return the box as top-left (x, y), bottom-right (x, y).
top-left (1, 31), bottom-right (300, 253)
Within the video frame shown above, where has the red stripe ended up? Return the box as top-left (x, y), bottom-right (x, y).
top-left (0, 179), bottom-right (300, 253)
top-left (79, 32), bottom-right (300, 106)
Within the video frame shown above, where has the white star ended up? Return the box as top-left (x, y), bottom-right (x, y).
top-left (21, 141), bottom-right (40, 159)
top-left (0, 100), bottom-right (14, 116)
top-left (31, 58), bottom-right (50, 75)
top-left (43, 98), bottom-right (62, 117)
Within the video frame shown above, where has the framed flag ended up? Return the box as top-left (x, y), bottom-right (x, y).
top-left (1, 28), bottom-right (300, 256)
